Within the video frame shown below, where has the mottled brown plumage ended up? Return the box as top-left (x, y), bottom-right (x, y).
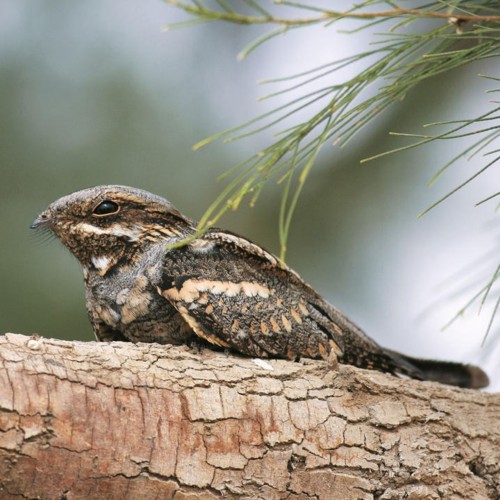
top-left (31, 185), bottom-right (489, 388)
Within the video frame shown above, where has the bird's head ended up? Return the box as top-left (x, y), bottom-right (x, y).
top-left (31, 185), bottom-right (194, 275)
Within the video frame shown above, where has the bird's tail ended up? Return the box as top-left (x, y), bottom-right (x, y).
top-left (386, 350), bottom-right (489, 389)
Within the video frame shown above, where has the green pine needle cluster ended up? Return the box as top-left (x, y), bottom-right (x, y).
top-left (165, 1), bottom-right (500, 340)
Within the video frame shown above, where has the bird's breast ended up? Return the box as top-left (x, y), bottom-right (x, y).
top-left (86, 272), bottom-right (153, 327)
top-left (84, 257), bottom-right (193, 344)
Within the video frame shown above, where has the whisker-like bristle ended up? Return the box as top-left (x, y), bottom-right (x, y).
top-left (30, 227), bottom-right (57, 248)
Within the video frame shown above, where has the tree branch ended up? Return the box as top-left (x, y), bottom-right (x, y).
top-left (0, 333), bottom-right (498, 499)
top-left (167, 2), bottom-right (500, 26)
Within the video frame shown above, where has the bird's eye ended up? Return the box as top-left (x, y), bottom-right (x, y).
top-left (93, 200), bottom-right (120, 216)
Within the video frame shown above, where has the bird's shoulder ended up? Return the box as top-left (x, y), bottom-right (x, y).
top-left (158, 227), bottom-right (305, 288)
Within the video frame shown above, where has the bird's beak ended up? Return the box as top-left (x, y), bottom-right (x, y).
top-left (30, 213), bottom-right (51, 229)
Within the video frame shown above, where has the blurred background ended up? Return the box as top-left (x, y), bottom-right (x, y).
top-left (1, 1), bottom-right (498, 389)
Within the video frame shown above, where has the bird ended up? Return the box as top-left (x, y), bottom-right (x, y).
top-left (31, 185), bottom-right (489, 388)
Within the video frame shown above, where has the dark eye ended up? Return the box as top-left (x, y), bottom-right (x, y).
top-left (93, 200), bottom-right (120, 216)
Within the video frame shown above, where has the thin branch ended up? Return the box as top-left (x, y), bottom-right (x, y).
top-left (166, 2), bottom-right (500, 25)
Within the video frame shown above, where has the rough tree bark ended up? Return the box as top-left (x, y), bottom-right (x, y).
top-left (0, 333), bottom-right (498, 500)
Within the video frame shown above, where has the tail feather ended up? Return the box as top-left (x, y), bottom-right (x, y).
top-left (386, 350), bottom-right (489, 389)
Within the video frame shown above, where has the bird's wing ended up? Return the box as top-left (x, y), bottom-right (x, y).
top-left (156, 229), bottom-right (349, 361)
